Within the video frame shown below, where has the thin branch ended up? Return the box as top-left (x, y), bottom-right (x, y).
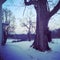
top-left (22, 23), bottom-right (29, 29)
top-left (23, 6), bottom-right (26, 16)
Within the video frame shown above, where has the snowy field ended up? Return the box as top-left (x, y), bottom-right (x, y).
top-left (0, 38), bottom-right (60, 60)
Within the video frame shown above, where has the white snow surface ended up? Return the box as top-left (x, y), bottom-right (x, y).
top-left (0, 38), bottom-right (60, 60)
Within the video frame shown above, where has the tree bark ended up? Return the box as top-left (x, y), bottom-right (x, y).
top-left (32, 1), bottom-right (50, 51)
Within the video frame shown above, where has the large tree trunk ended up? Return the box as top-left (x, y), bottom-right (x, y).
top-left (24, 0), bottom-right (60, 52)
top-left (33, 19), bottom-right (50, 51)
top-left (32, 0), bottom-right (51, 51)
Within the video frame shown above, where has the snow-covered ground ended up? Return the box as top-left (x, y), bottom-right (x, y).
top-left (0, 39), bottom-right (60, 60)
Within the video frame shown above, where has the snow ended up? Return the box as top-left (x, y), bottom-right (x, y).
top-left (0, 39), bottom-right (60, 60)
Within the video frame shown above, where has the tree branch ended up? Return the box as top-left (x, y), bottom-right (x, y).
top-left (24, 0), bottom-right (32, 5)
top-left (22, 23), bottom-right (29, 29)
top-left (49, 1), bottom-right (60, 18)
top-left (24, 0), bottom-right (37, 5)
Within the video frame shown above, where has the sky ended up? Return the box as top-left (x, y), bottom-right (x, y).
top-left (2, 0), bottom-right (60, 34)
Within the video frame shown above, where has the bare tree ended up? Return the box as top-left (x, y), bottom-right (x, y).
top-left (2, 9), bottom-right (16, 45)
top-left (24, 0), bottom-right (60, 51)
top-left (22, 17), bottom-right (35, 41)
top-left (3, 9), bottom-right (16, 34)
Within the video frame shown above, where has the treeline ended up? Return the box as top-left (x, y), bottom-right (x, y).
top-left (8, 34), bottom-right (35, 41)
top-left (8, 29), bottom-right (60, 40)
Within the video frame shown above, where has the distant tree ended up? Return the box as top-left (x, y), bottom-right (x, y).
top-left (1, 9), bottom-right (16, 45)
top-left (24, 0), bottom-right (60, 51)
top-left (8, 16), bottom-right (16, 34)
top-left (2, 9), bottom-right (16, 34)
top-left (22, 17), bottom-right (35, 41)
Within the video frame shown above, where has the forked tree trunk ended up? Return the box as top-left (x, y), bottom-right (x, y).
top-left (24, 0), bottom-right (60, 51)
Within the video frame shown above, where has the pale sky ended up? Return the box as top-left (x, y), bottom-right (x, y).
top-left (2, 0), bottom-right (60, 34)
